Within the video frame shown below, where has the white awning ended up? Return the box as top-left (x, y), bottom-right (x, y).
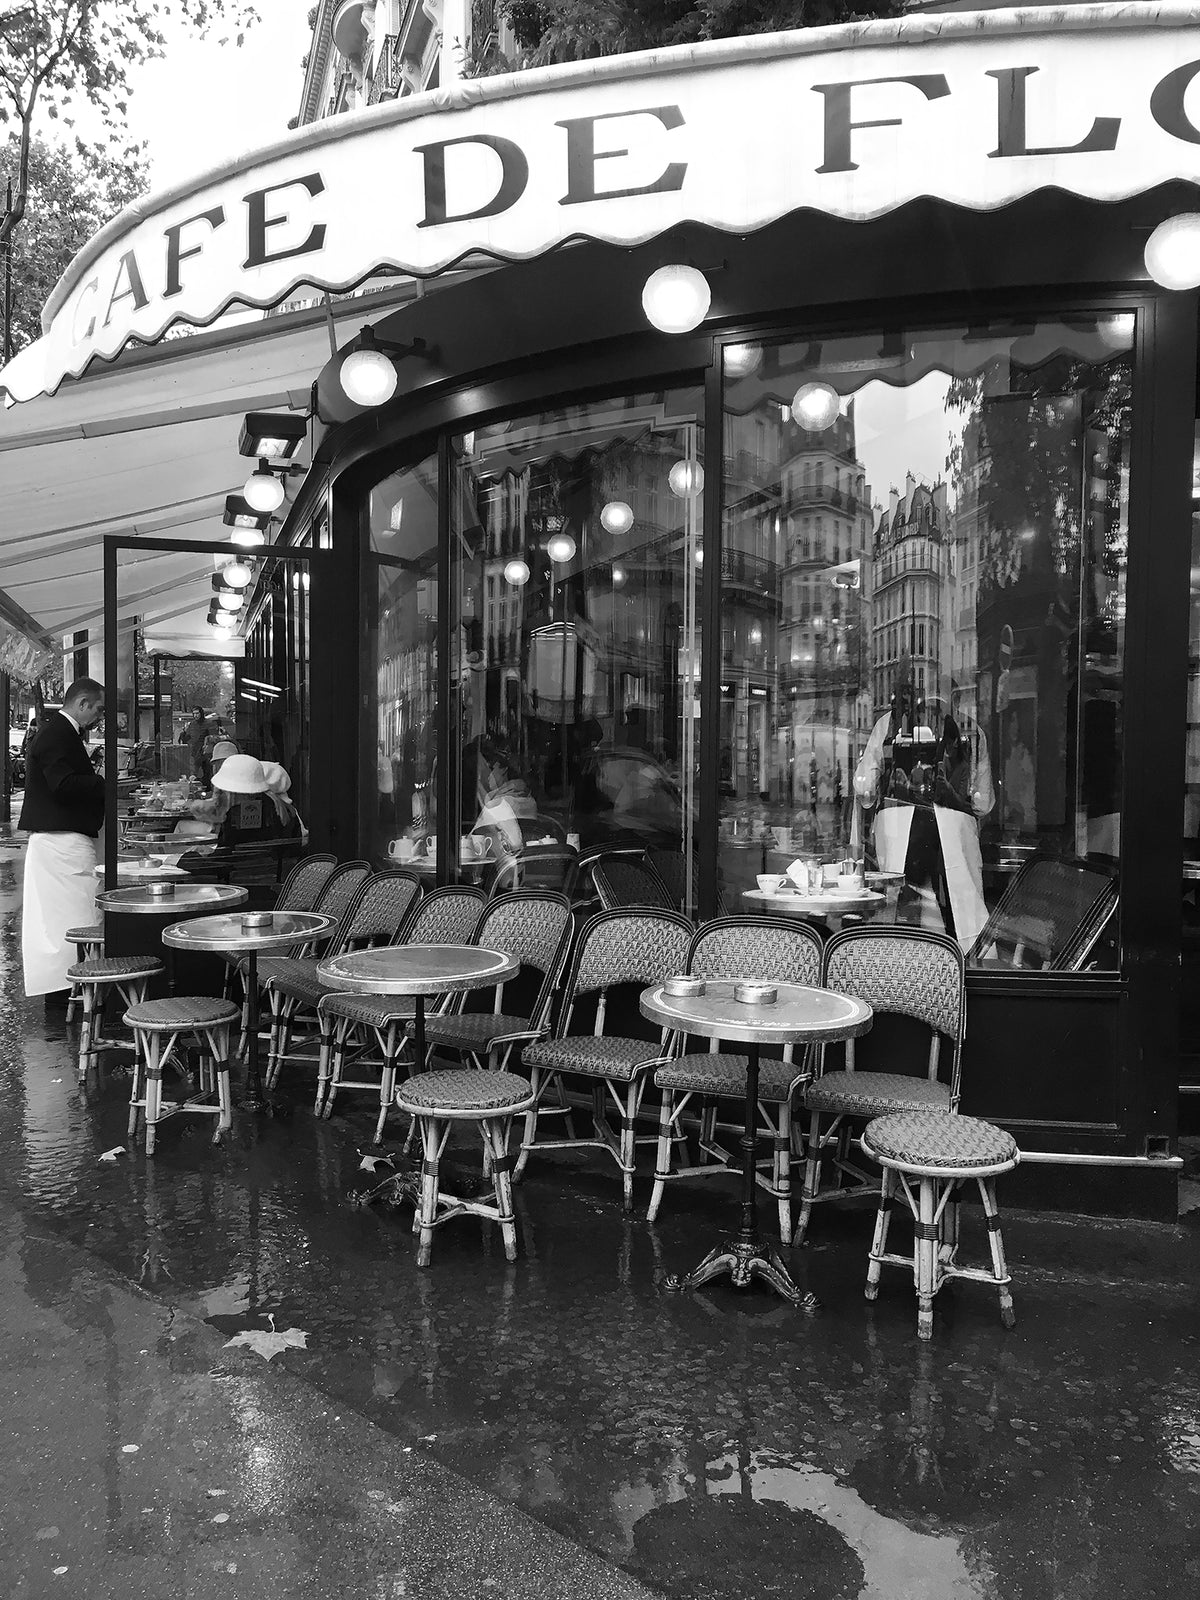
top-left (3, 2), bottom-right (1200, 402)
top-left (0, 287), bottom-right (416, 651)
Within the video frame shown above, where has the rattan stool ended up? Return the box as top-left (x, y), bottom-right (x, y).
top-left (395, 1069), bottom-right (535, 1267)
top-left (861, 1110), bottom-right (1019, 1340)
top-left (65, 956), bottom-right (163, 1081)
top-left (123, 996), bottom-right (240, 1155)
top-left (65, 924), bottom-right (104, 1022)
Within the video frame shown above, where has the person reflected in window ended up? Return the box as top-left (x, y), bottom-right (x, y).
top-left (1003, 717), bottom-right (1036, 836)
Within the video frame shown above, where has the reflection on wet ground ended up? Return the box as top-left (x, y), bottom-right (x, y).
top-left (3, 853), bottom-right (1200, 1598)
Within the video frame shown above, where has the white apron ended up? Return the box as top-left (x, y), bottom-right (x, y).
top-left (873, 805), bottom-right (989, 955)
top-left (22, 832), bottom-right (98, 996)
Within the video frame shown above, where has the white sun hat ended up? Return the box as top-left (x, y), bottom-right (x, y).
top-left (211, 753), bottom-right (270, 793)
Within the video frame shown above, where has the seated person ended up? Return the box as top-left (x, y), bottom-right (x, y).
top-left (184, 752), bottom-right (302, 851)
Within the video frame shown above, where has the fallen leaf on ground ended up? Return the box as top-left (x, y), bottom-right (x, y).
top-left (358, 1153), bottom-right (395, 1174)
top-left (98, 1147), bottom-right (126, 1163)
top-left (223, 1313), bottom-right (308, 1361)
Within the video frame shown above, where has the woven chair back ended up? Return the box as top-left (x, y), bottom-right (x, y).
top-left (967, 856), bottom-right (1118, 971)
top-left (823, 926), bottom-right (965, 1050)
top-left (472, 891), bottom-right (575, 1025)
top-left (333, 869), bottom-right (421, 954)
top-left (647, 849), bottom-right (728, 918)
top-left (687, 916), bottom-right (822, 988)
top-left (309, 860), bottom-right (371, 928)
top-left (568, 908), bottom-right (693, 998)
top-left (591, 856), bottom-right (673, 912)
top-left (276, 853), bottom-right (338, 913)
top-left (399, 885), bottom-right (486, 947)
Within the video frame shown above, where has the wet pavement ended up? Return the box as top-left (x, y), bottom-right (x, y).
top-left (3, 835), bottom-right (1200, 1598)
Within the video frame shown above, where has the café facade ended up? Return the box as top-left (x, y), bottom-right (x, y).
top-left (6, 2), bottom-right (1200, 1217)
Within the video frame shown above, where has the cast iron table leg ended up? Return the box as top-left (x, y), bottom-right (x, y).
top-left (412, 994), bottom-right (426, 1076)
top-left (238, 948), bottom-right (272, 1113)
top-left (666, 1042), bottom-right (817, 1308)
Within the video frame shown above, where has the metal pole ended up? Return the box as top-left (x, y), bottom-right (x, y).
top-left (3, 179), bottom-right (12, 367)
top-left (0, 671), bottom-right (10, 830)
top-left (152, 656), bottom-right (161, 775)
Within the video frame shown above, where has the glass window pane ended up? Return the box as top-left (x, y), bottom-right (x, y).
top-left (367, 456), bottom-right (439, 865)
top-left (449, 391), bottom-right (703, 906)
top-left (721, 317), bottom-right (1132, 969)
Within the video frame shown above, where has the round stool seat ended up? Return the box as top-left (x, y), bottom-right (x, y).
top-left (124, 996), bottom-right (241, 1032)
top-left (67, 955), bottom-right (164, 982)
top-left (397, 1069), bottom-right (534, 1118)
top-left (864, 1110), bottom-right (1018, 1175)
top-left (67, 924), bottom-right (104, 943)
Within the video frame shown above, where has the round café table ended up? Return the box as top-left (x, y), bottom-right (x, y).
top-left (163, 910), bottom-right (338, 1110)
top-left (97, 882), bottom-right (248, 994)
top-left (316, 943), bottom-right (519, 1071)
top-left (640, 979), bottom-right (872, 1305)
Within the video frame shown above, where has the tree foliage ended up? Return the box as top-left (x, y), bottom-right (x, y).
top-left (1, 130), bottom-right (147, 350)
top-left (471, 0), bottom-right (902, 74)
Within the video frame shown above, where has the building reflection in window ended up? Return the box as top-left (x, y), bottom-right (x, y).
top-left (721, 318), bottom-right (1133, 968)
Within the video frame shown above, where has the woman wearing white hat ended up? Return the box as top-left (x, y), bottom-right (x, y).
top-left (188, 752), bottom-right (302, 848)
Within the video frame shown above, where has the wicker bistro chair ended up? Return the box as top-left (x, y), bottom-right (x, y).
top-left (221, 851), bottom-right (339, 1023)
top-left (124, 995), bottom-right (241, 1156)
top-left (315, 885), bottom-right (486, 1138)
top-left (967, 856), bottom-right (1118, 971)
top-left (66, 954), bottom-right (164, 1082)
top-left (861, 1109), bottom-right (1019, 1339)
top-left (234, 859), bottom-right (369, 1052)
top-left (263, 869), bottom-right (421, 1093)
top-left (590, 856), bottom-right (674, 913)
top-left (795, 926), bottom-right (966, 1247)
top-left (488, 846), bottom-right (580, 900)
top-left (647, 917), bottom-right (824, 1244)
top-left (517, 908), bottom-right (693, 1209)
top-left (65, 923), bottom-right (105, 1023)
top-left (647, 849), bottom-right (729, 920)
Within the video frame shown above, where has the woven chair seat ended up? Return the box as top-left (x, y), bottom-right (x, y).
top-left (424, 1011), bottom-right (540, 1050)
top-left (67, 956), bottom-right (163, 982)
top-left (124, 996), bottom-right (241, 1031)
top-left (397, 1069), bottom-right (533, 1115)
top-left (864, 1110), bottom-right (1019, 1172)
top-left (259, 956), bottom-right (325, 1003)
top-left (803, 1070), bottom-right (951, 1119)
top-left (656, 1051), bottom-right (806, 1103)
top-left (67, 924), bottom-right (104, 943)
top-left (318, 990), bottom-right (416, 1026)
top-left (523, 1034), bottom-right (664, 1082)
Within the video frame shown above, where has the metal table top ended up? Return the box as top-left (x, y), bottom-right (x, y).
top-left (317, 943), bottom-right (518, 996)
top-left (742, 887), bottom-right (886, 915)
top-left (641, 979), bottom-right (872, 1046)
top-left (96, 882), bottom-right (249, 914)
top-left (161, 910), bottom-right (337, 953)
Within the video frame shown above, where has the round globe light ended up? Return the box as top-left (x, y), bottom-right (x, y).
top-left (217, 590), bottom-right (244, 612)
top-left (340, 346), bottom-right (398, 407)
top-left (668, 459), bottom-right (705, 500)
top-left (791, 380), bottom-right (841, 432)
top-left (1144, 214), bottom-right (1200, 290)
top-left (641, 264), bottom-right (711, 334)
top-left (222, 559), bottom-right (253, 589)
top-left (503, 558), bottom-right (531, 586)
top-left (243, 467), bottom-right (285, 514)
top-left (724, 343), bottom-right (763, 377)
top-left (231, 528), bottom-right (266, 549)
top-left (547, 532), bottom-right (576, 564)
top-left (600, 501), bottom-right (634, 536)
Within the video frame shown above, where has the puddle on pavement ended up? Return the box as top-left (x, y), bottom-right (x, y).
top-left (4, 902), bottom-right (1200, 1600)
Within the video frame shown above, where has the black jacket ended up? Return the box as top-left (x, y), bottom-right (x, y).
top-left (18, 712), bottom-right (106, 838)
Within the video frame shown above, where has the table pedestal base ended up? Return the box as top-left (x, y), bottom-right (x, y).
top-left (665, 1236), bottom-right (819, 1308)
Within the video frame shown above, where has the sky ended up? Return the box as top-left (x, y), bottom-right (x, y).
top-left (62, 0), bottom-right (313, 192)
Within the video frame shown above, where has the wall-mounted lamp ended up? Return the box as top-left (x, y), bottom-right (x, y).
top-left (600, 501), bottom-right (634, 535)
top-left (668, 460), bottom-right (704, 500)
top-left (791, 381), bottom-right (841, 432)
top-left (1144, 214), bottom-right (1200, 290)
top-left (503, 558), bottom-right (531, 586)
top-left (221, 558), bottom-right (254, 589)
top-left (242, 459), bottom-right (287, 514)
top-left (238, 411), bottom-right (307, 460)
top-left (223, 495), bottom-right (271, 537)
top-left (338, 325), bottom-right (430, 408)
top-left (642, 264), bottom-right (711, 334)
top-left (547, 532), bottom-right (577, 564)
top-left (724, 343), bottom-right (763, 378)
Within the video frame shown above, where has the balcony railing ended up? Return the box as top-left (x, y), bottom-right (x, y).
top-left (368, 34), bottom-right (402, 104)
top-left (787, 484), bottom-right (860, 515)
top-left (721, 549), bottom-right (778, 589)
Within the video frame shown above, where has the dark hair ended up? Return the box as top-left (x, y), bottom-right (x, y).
top-left (64, 677), bottom-right (104, 705)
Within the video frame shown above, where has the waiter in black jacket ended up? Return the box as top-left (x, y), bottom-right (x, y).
top-left (20, 678), bottom-right (106, 1005)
